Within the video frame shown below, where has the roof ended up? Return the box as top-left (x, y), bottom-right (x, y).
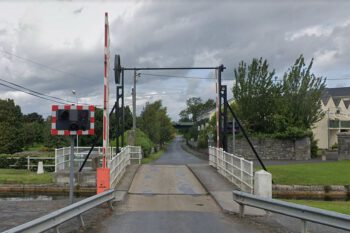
top-left (344, 100), bottom-right (350, 108)
top-left (324, 87), bottom-right (350, 98)
top-left (322, 87), bottom-right (350, 105)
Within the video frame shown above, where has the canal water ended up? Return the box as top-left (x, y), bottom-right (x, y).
top-left (0, 192), bottom-right (92, 201)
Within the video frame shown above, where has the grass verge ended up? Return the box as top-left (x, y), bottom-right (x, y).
top-left (0, 169), bottom-right (53, 184)
top-left (284, 199), bottom-right (350, 215)
top-left (266, 161), bottom-right (350, 185)
top-left (141, 150), bottom-right (165, 164)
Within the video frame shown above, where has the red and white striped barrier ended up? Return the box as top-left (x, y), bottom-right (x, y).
top-left (102, 12), bottom-right (110, 168)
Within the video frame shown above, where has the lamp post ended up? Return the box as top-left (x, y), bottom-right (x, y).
top-left (72, 90), bottom-right (79, 148)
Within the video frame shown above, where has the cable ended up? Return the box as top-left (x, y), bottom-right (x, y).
top-left (140, 73), bottom-right (233, 80)
top-left (0, 49), bottom-right (81, 79)
top-left (0, 81), bottom-right (68, 104)
top-left (0, 78), bottom-right (77, 104)
top-left (0, 76), bottom-right (93, 105)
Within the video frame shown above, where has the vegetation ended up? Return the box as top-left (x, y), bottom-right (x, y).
top-left (178, 97), bottom-right (215, 141)
top-left (141, 149), bottom-right (165, 164)
top-left (284, 200), bottom-right (350, 215)
top-left (0, 169), bottom-right (53, 184)
top-left (179, 97), bottom-right (215, 122)
top-left (266, 161), bottom-right (350, 185)
top-left (233, 55), bottom-right (325, 138)
top-left (137, 100), bottom-right (175, 147)
top-left (0, 98), bottom-right (135, 154)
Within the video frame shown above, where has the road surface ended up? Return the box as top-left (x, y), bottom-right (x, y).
top-left (95, 136), bottom-right (280, 233)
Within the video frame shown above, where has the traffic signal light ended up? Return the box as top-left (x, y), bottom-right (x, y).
top-left (51, 105), bottom-right (95, 135)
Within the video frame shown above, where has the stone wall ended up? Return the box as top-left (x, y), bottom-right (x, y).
top-left (227, 137), bottom-right (311, 160)
top-left (337, 132), bottom-right (350, 160)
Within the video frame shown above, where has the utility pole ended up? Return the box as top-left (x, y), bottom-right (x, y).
top-left (232, 118), bottom-right (235, 153)
top-left (132, 71), bottom-right (140, 146)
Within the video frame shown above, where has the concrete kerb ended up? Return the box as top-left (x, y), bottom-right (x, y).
top-left (185, 165), bottom-right (210, 194)
top-left (111, 164), bottom-right (141, 205)
top-left (186, 164), bottom-right (238, 215)
top-left (187, 164), bottom-right (266, 217)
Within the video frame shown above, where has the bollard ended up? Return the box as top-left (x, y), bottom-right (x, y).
top-left (37, 161), bottom-right (44, 174)
top-left (254, 170), bottom-right (272, 198)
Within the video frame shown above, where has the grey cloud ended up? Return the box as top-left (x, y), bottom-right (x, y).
top-left (3, 1), bottom-right (350, 118)
top-left (73, 7), bottom-right (83, 14)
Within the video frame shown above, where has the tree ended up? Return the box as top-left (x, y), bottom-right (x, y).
top-left (22, 112), bottom-right (45, 147)
top-left (23, 121), bottom-right (44, 147)
top-left (232, 55), bottom-right (325, 137)
top-left (110, 105), bottom-right (133, 141)
top-left (233, 58), bottom-right (281, 134)
top-left (0, 99), bottom-right (25, 153)
top-left (279, 55), bottom-right (326, 131)
top-left (138, 100), bottom-right (174, 146)
top-left (180, 97), bottom-right (215, 122)
top-left (43, 116), bottom-right (69, 148)
top-left (23, 112), bottom-right (44, 123)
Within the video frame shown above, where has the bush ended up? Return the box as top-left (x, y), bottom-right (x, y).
top-left (310, 133), bottom-right (319, 158)
top-left (127, 129), bottom-right (154, 157)
top-left (0, 155), bottom-right (15, 168)
top-left (331, 143), bottom-right (338, 150)
top-left (273, 127), bottom-right (312, 140)
top-left (198, 130), bottom-right (208, 148)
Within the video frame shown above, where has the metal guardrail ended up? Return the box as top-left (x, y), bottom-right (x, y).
top-left (2, 189), bottom-right (115, 233)
top-left (233, 190), bottom-right (350, 233)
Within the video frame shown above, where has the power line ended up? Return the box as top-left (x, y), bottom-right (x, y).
top-left (140, 73), bottom-right (233, 80)
top-left (0, 78), bottom-right (76, 104)
top-left (0, 81), bottom-right (68, 105)
top-left (0, 49), bottom-right (82, 79)
top-left (0, 76), bottom-right (92, 105)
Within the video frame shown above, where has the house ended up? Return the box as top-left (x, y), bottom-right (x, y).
top-left (313, 87), bottom-right (350, 149)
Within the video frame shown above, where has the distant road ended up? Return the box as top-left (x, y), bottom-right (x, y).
top-left (151, 135), bottom-right (206, 165)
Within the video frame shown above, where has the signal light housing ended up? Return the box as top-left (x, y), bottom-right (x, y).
top-left (51, 105), bottom-right (95, 136)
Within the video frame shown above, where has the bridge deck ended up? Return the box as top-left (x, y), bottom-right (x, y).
top-left (95, 136), bottom-right (266, 233)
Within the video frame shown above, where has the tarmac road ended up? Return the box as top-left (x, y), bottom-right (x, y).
top-left (151, 135), bottom-right (206, 165)
top-left (95, 136), bottom-right (285, 233)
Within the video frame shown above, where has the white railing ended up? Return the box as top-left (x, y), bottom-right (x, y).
top-left (209, 146), bottom-right (253, 193)
top-left (108, 146), bottom-right (142, 188)
top-left (55, 147), bottom-right (102, 172)
top-left (55, 146), bottom-right (142, 171)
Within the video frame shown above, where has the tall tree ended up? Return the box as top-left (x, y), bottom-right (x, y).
top-left (232, 55), bottom-right (325, 136)
top-left (279, 55), bottom-right (326, 131)
top-left (233, 58), bottom-right (281, 133)
top-left (180, 97), bottom-right (216, 122)
top-left (0, 99), bottom-right (25, 153)
top-left (138, 100), bottom-right (174, 146)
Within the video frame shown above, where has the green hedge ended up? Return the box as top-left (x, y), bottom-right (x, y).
top-left (132, 129), bottom-right (154, 157)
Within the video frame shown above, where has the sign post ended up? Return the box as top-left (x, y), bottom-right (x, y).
top-left (69, 136), bottom-right (75, 204)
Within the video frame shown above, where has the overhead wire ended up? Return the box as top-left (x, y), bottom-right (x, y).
top-left (0, 76), bottom-right (93, 105)
top-left (0, 78), bottom-right (76, 104)
top-left (0, 80), bottom-right (68, 105)
top-left (0, 49), bottom-right (81, 79)
top-left (140, 72), bottom-right (233, 80)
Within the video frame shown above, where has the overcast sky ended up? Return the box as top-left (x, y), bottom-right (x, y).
top-left (1, 0), bottom-right (350, 120)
